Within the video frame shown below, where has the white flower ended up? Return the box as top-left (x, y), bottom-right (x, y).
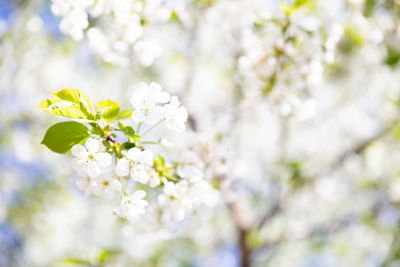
top-left (51, 0), bottom-right (93, 40)
top-left (59, 9), bottom-right (89, 40)
top-left (121, 14), bottom-right (143, 44)
top-left (71, 138), bottom-right (112, 178)
top-left (130, 82), bottom-right (170, 124)
top-left (76, 176), bottom-right (94, 196)
top-left (158, 179), bottom-right (191, 222)
top-left (189, 180), bottom-right (219, 207)
top-left (115, 158), bottom-right (130, 177)
top-left (148, 169), bottom-right (161, 187)
top-left (88, 0), bottom-right (109, 17)
top-left (126, 147), bottom-right (153, 165)
top-left (87, 27), bottom-right (109, 55)
top-left (130, 163), bottom-right (150, 184)
top-left (92, 173), bottom-right (122, 200)
top-left (114, 190), bottom-right (148, 222)
top-left (51, 0), bottom-right (94, 16)
top-left (161, 178), bottom-right (188, 199)
top-left (133, 40), bottom-right (162, 67)
top-left (115, 148), bottom-right (153, 184)
top-left (164, 96), bottom-right (188, 133)
top-left (177, 151), bottom-right (204, 182)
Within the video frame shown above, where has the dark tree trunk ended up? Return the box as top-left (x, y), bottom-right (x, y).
top-left (239, 228), bottom-right (250, 267)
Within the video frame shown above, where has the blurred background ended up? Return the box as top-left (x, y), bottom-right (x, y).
top-left (2, 0), bottom-right (400, 266)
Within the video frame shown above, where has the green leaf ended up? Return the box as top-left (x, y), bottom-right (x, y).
top-left (290, 0), bottom-right (311, 10)
top-left (57, 258), bottom-right (91, 266)
top-left (41, 121), bottom-right (89, 153)
top-left (385, 46), bottom-right (400, 67)
top-left (116, 109), bottom-right (134, 120)
top-left (120, 142), bottom-right (136, 150)
top-left (154, 155), bottom-right (176, 182)
top-left (194, 0), bottom-right (214, 7)
top-left (154, 155), bottom-right (165, 167)
top-left (54, 89), bottom-right (95, 116)
top-left (122, 126), bottom-right (136, 139)
top-left (363, 0), bottom-right (376, 17)
top-left (102, 140), bottom-right (112, 151)
top-left (281, 0), bottom-right (313, 15)
top-left (117, 122), bottom-right (136, 139)
top-left (210, 177), bottom-right (221, 190)
top-left (38, 89), bottom-right (95, 119)
top-left (169, 11), bottom-right (180, 22)
top-left (246, 229), bottom-right (264, 249)
top-left (339, 27), bottom-right (364, 54)
top-left (98, 249), bottom-right (119, 262)
top-left (96, 100), bottom-right (120, 123)
top-left (38, 98), bottom-right (86, 119)
top-left (391, 124), bottom-right (400, 139)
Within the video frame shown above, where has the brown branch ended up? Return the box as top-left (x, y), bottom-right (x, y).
top-left (332, 128), bottom-right (389, 170)
top-left (239, 228), bottom-right (251, 267)
top-left (256, 201), bottom-right (281, 229)
top-left (252, 214), bottom-right (358, 258)
top-left (229, 200), bottom-right (253, 267)
top-left (106, 133), bottom-right (116, 143)
top-left (309, 123), bottom-right (396, 181)
top-left (252, 123), bottom-right (397, 261)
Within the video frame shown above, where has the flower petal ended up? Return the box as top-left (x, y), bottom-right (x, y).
top-left (116, 158), bottom-right (130, 177)
top-left (132, 111), bottom-right (146, 122)
top-left (85, 138), bottom-right (99, 153)
top-left (110, 180), bottom-right (122, 191)
top-left (87, 162), bottom-right (100, 178)
top-left (71, 144), bottom-right (86, 158)
top-left (133, 190), bottom-right (146, 199)
top-left (137, 149), bottom-right (153, 165)
top-left (95, 152), bottom-right (112, 167)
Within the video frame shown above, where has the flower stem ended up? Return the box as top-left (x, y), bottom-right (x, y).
top-left (137, 122), bottom-right (142, 134)
top-left (141, 141), bottom-right (161, 145)
top-left (142, 118), bottom-right (166, 137)
top-left (164, 174), bottom-right (179, 182)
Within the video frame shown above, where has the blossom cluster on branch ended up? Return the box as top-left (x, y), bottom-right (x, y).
top-left (38, 82), bottom-right (218, 231)
top-left (51, 0), bottom-right (186, 66)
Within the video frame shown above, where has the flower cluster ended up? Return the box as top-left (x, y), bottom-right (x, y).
top-left (237, 12), bottom-right (341, 110)
top-left (51, 0), bottom-right (94, 41)
top-left (130, 82), bottom-right (188, 133)
top-left (40, 82), bottom-right (218, 230)
top-left (51, 0), bottom-right (183, 66)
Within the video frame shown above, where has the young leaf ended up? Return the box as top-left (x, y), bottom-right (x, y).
top-left (38, 89), bottom-right (94, 120)
top-left (117, 109), bottom-right (134, 120)
top-left (281, 0), bottom-right (312, 15)
top-left (121, 126), bottom-right (136, 139)
top-left (54, 89), bottom-right (95, 117)
top-left (41, 121), bottom-right (89, 153)
top-left (98, 249), bottom-right (119, 263)
top-left (290, 0), bottom-right (311, 11)
top-left (120, 142), bottom-right (136, 150)
top-left (97, 100), bottom-right (120, 123)
top-left (117, 122), bottom-right (137, 140)
top-left (154, 155), bottom-right (165, 166)
top-left (57, 258), bottom-right (92, 266)
top-left (154, 155), bottom-right (175, 180)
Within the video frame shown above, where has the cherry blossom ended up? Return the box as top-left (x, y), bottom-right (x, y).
top-left (71, 138), bottom-right (112, 178)
top-left (114, 190), bottom-right (148, 223)
top-left (158, 179), bottom-right (191, 223)
top-left (130, 82), bottom-right (170, 124)
top-left (164, 96), bottom-right (188, 133)
top-left (91, 173), bottom-right (122, 200)
top-left (115, 148), bottom-right (153, 184)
